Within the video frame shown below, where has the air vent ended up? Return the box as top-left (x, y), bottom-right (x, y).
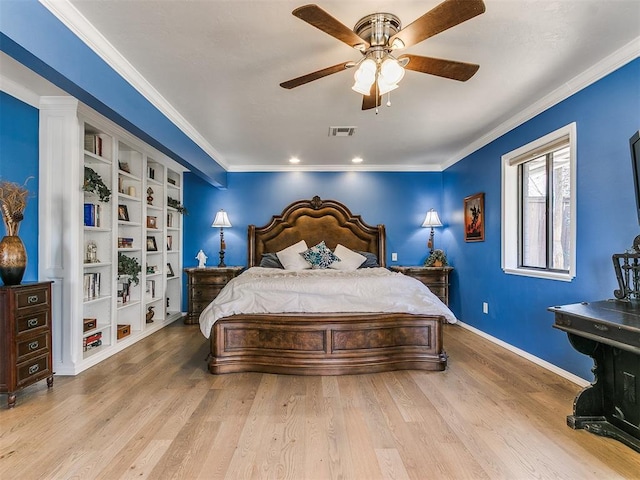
top-left (328, 126), bottom-right (357, 137)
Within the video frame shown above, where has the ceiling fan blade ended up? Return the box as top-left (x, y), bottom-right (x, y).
top-left (280, 62), bottom-right (352, 89)
top-left (293, 4), bottom-right (370, 50)
top-left (362, 93), bottom-right (381, 110)
top-left (389, 0), bottom-right (485, 50)
top-left (401, 54), bottom-right (479, 81)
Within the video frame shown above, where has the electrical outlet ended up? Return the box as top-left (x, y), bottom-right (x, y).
top-left (391, 252), bottom-right (398, 262)
top-left (483, 302), bottom-right (489, 314)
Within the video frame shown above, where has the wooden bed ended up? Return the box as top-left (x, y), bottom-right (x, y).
top-left (207, 196), bottom-right (448, 375)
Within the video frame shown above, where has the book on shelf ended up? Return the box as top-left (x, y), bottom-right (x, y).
top-left (117, 237), bottom-right (134, 249)
top-left (84, 133), bottom-right (103, 156)
top-left (83, 331), bottom-right (103, 351)
top-left (84, 203), bottom-right (102, 227)
top-left (146, 279), bottom-right (156, 299)
top-left (83, 272), bottom-right (101, 300)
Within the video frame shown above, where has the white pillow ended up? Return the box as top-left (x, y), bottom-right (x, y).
top-left (329, 244), bottom-right (366, 271)
top-left (276, 239), bottom-right (311, 270)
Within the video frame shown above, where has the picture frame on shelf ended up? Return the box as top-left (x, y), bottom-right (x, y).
top-left (118, 204), bottom-right (129, 221)
top-left (167, 263), bottom-right (175, 277)
top-left (464, 192), bottom-right (485, 242)
top-left (147, 216), bottom-right (157, 229)
top-left (118, 161), bottom-right (130, 173)
top-left (146, 265), bottom-right (157, 274)
top-left (146, 236), bottom-right (158, 251)
top-left (167, 235), bottom-right (173, 251)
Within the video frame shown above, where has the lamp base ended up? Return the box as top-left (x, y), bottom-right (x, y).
top-left (218, 250), bottom-right (226, 268)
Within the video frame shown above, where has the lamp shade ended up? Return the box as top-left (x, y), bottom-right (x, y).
top-left (211, 210), bottom-right (232, 228)
top-left (422, 209), bottom-right (443, 228)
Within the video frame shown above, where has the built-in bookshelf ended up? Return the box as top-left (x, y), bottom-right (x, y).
top-left (39, 98), bottom-right (187, 375)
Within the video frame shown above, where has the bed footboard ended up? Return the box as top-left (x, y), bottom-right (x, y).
top-left (208, 313), bottom-right (447, 375)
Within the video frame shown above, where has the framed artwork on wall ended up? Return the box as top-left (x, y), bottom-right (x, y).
top-left (464, 192), bottom-right (485, 242)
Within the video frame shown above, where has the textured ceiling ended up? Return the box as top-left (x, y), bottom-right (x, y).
top-left (49, 0), bottom-right (640, 172)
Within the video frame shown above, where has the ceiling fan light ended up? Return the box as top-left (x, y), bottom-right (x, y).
top-left (377, 77), bottom-right (398, 95)
top-left (390, 38), bottom-right (405, 50)
top-left (380, 58), bottom-right (405, 84)
top-left (352, 80), bottom-right (373, 95)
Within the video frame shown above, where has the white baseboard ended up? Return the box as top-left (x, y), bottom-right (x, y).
top-left (455, 321), bottom-right (590, 388)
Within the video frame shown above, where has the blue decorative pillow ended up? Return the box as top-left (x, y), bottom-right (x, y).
top-left (259, 253), bottom-right (284, 269)
top-left (301, 241), bottom-right (340, 269)
top-left (356, 251), bottom-right (379, 268)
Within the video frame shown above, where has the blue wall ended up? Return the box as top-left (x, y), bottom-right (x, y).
top-left (183, 171), bottom-right (444, 270)
top-left (442, 58), bottom-right (640, 379)
top-left (0, 92), bottom-right (39, 284)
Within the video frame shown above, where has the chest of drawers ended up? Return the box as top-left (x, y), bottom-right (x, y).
top-left (184, 267), bottom-right (243, 324)
top-left (0, 281), bottom-right (54, 408)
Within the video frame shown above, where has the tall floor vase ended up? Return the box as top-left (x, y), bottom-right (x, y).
top-left (0, 235), bottom-right (27, 285)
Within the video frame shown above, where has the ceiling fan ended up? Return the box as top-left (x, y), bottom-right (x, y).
top-left (280, 0), bottom-right (486, 111)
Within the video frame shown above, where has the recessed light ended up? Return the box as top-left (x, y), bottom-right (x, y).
top-left (289, 157), bottom-right (300, 164)
top-left (352, 157), bottom-right (363, 164)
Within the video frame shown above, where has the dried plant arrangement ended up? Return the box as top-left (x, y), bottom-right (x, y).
top-left (0, 178), bottom-right (32, 236)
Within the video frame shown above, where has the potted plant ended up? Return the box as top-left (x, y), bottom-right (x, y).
top-left (118, 253), bottom-right (141, 286)
top-left (83, 166), bottom-right (111, 202)
top-left (425, 249), bottom-right (448, 267)
top-left (0, 178), bottom-right (32, 285)
top-left (167, 196), bottom-right (188, 215)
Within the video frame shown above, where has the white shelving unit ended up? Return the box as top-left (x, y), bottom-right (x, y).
top-left (39, 97), bottom-right (187, 375)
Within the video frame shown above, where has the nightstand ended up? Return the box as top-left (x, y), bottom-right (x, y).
top-left (390, 266), bottom-right (453, 306)
top-left (183, 267), bottom-right (244, 324)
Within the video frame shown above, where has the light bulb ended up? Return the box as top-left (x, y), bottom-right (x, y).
top-left (380, 58), bottom-right (405, 84)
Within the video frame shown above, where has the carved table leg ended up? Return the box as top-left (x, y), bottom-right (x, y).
top-left (47, 375), bottom-right (54, 388)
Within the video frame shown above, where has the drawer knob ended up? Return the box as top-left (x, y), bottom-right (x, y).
top-left (27, 318), bottom-right (39, 328)
top-left (27, 295), bottom-right (39, 304)
top-left (28, 341), bottom-right (39, 351)
top-left (28, 364), bottom-right (39, 375)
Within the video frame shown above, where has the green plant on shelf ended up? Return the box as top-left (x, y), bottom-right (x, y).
top-left (118, 253), bottom-right (141, 286)
top-left (167, 196), bottom-right (188, 215)
top-left (83, 166), bottom-right (111, 202)
top-left (424, 249), bottom-right (448, 267)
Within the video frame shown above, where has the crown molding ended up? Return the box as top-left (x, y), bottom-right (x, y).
top-left (39, 0), bottom-right (229, 171)
top-left (227, 163), bottom-right (443, 173)
top-left (442, 37), bottom-right (640, 170)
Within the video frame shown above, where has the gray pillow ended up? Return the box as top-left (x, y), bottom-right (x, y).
top-left (259, 252), bottom-right (284, 269)
top-left (356, 251), bottom-right (379, 268)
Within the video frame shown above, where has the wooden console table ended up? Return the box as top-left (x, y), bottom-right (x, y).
top-left (549, 299), bottom-right (640, 452)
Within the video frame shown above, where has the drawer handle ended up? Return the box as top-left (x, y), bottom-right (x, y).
top-left (593, 324), bottom-right (609, 332)
top-left (27, 318), bottom-right (39, 328)
top-left (27, 295), bottom-right (40, 304)
top-left (28, 341), bottom-right (39, 351)
top-left (28, 364), bottom-right (39, 375)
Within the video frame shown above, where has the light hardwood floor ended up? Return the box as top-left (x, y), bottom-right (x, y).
top-left (1, 322), bottom-right (639, 479)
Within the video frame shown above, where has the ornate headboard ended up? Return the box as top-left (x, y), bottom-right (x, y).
top-left (247, 196), bottom-right (386, 267)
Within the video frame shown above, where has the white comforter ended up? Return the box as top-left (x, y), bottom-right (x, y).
top-left (199, 267), bottom-right (458, 337)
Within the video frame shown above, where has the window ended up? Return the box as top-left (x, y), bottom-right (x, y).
top-left (502, 123), bottom-right (576, 281)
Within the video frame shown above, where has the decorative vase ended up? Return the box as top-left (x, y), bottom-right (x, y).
top-left (0, 235), bottom-right (27, 285)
